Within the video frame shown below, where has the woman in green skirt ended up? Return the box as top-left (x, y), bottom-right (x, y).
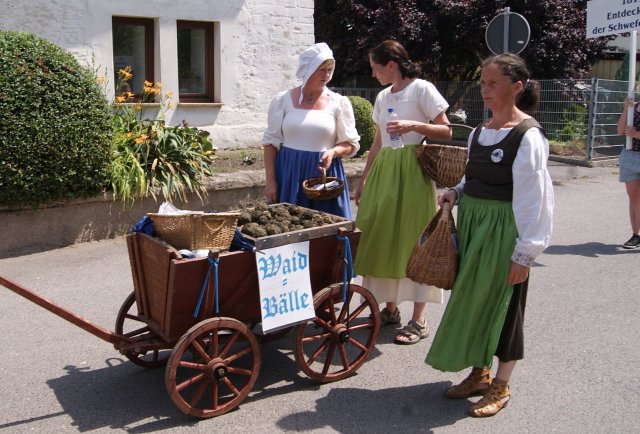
top-left (354, 40), bottom-right (452, 345)
top-left (425, 54), bottom-right (554, 417)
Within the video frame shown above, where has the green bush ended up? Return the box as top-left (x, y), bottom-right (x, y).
top-left (0, 31), bottom-right (112, 208)
top-left (348, 95), bottom-right (376, 156)
top-left (554, 103), bottom-right (587, 142)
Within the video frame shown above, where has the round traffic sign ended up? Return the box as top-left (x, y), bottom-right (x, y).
top-left (485, 11), bottom-right (530, 55)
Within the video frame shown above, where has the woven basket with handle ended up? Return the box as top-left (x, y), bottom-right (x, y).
top-left (148, 212), bottom-right (240, 251)
top-left (416, 123), bottom-right (472, 188)
top-left (405, 202), bottom-right (458, 290)
top-left (302, 168), bottom-right (345, 200)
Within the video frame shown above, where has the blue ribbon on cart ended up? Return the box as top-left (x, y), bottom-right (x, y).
top-left (194, 256), bottom-right (219, 317)
top-left (336, 234), bottom-right (356, 303)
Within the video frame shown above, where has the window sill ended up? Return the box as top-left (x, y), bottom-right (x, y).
top-left (114, 102), bottom-right (162, 107)
top-left (177, 102), bottom-right (224, 108)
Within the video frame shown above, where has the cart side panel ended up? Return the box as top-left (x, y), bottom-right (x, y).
top-left (127, 233), bottom-right (179, 332)
top-left (308, 229), bottom-right (360, 291)
top-left (126, 234), bottom-right (147, 316)
top-left (163, 251), bottom-right (261, 340)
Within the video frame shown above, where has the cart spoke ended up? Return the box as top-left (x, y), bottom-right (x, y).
top-left (321, 342), bottom-right (337, 375)
top-left (212, 381), bottom-right (219, 410)
top-left (176, 372), bottom-right (205, 392)
top-left (324, 300), bottom-right (338, 323)
top-left (337, 342), bottom-right (350, 370)
top-left (313, 317), bottom-right (332, 332)
top-left (189, 378), bottom-right (210, 407)
top-left (219, 330), bottom-right (241, 359)
top-left (124, 312), bottom-right (142, 322)
top-left (191, 339), bottom-right (211, 363)
top-left (337, 291), bottom-right (354, 322)
top-left (227, 366), bottom-right (254, 376)
top-left (122, 325), bottom-right (151, 338)
top-left (177, 360), bottom-right (207, 370)
top-left (210, 332), bottom-right (219, 358)
top-left (224, 345), bottom-right (253, 364)
top-left (302, 331), bottom-right (332, 343)
top-left (307, 337), bottom-right (331, 365)
top-left (346, 300), bottom-right (368, 323)
top-left (347, 336), bottom-right (368, 352)
top-left (223, 377), bottom-right (241, 396)
top-left (345, 322), bottom-right (374, 332)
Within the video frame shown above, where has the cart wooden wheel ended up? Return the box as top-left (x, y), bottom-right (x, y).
top-left (293, 283), bottom-right (380, 383)
top-left (115, 292), bottom-right (171, 368)
top-left (165, 317), bottom-right (261, 418)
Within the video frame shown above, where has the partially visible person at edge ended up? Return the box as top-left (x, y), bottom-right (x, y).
top-left (425, 53), bottom-right (554, 418)
top-left (616, 97), bottom-right (640, 249)
top-left (262, 42), bottom-right (360, 219)
top-left (353, 39), bottom-right (452, 345)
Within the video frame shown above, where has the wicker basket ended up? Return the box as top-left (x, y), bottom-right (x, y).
top-left (302, 169), bottom-right (345, 200)
top-left (416, 139), bottom-right (468, 189)
top-left (405, 202), bottom-right (458, 290)
top-left (148, 212), bottom-right (240, 251)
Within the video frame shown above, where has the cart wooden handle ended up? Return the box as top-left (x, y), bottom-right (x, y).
top-left (0, 274), bottom-right (134, 346)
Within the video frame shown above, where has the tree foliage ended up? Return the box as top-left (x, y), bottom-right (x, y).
top-left (316, 0), bottom-right (614, 84)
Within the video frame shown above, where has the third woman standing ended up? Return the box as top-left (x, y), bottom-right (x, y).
top-left (354, 40), bottom-right (452, 345)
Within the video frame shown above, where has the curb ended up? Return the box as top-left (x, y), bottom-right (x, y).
top-left (0, 160), bottom-right (616, 258)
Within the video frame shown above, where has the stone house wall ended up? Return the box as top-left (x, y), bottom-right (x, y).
top-left (0, 0), bottom-right (315, 148)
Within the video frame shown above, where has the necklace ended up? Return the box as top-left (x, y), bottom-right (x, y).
top-left (301, 88), bottom-right (322, 106)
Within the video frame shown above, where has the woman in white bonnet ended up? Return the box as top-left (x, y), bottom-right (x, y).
top-left (262, 42), bottom-right (360, 219)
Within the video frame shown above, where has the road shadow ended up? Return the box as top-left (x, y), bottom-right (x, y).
top-left (276, 382), bottom-right (467, 433)
top-left (2, 331), bottom-right (383, 432)
top-left (544, 242), bottom-right (640, 257)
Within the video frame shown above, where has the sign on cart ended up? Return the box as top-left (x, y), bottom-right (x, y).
top-left (256, 240), bottom-right (315, 333)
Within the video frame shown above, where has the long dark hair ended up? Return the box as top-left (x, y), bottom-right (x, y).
top-left (368, 40), bottom-right (421, 79)
top-left (482, 53), bottom-right (540, 113)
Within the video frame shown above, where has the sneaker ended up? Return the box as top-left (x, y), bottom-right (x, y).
top-left (622, 234), bottom-right (640, 249)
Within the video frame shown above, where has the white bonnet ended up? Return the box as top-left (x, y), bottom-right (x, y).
top-left (295, 42), bottom-right (334, 103)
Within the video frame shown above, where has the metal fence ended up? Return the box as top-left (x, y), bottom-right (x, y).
top-left (333, 79), bottom-right (631, 164)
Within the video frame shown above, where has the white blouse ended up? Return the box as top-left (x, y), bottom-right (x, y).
top-left (453, 126), bottom-right (554, 267)
top-left (262, 89), bottom-right (360, 156)
top-left (372, 79), bottom-right (449, 147)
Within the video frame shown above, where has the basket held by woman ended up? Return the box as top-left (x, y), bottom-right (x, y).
top-left (416, 124), bottom-right (470, 188)
top-left (302, 168), bottom-right (345, 200)
top-left (405, 202), bottom-right (458, 290)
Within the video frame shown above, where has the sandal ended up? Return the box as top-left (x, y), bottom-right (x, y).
top-left (445, 367), bottom-right (492, 399)
top-left (469, 381), bottom-right (510, 417)
top-left (394, 320), bottom-right (429, 345)
top-left (376, 307), bottom-right (401, 326)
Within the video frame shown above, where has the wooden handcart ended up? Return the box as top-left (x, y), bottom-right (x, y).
top-left (0, 219), bottom-right (381, 419)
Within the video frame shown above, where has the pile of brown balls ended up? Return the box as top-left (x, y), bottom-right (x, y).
top-left (238, 203), bottom-right (345, 238)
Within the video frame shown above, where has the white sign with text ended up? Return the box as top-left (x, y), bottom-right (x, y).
top-left (256, 240), bottom-right (315, 333)
top-left (587, 0), bottom-right (640, 38)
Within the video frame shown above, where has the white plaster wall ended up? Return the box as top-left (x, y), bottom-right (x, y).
top-left (0, 0), bottom-right (315, 149)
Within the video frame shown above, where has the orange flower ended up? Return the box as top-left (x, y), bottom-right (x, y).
top-left (134, 134), bottom-right (149, 144)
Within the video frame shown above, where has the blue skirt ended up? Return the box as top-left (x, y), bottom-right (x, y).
top-left (276, 146), bottom-right (352, 219)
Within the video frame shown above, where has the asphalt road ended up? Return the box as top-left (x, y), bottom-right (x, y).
top-left (0, 164), bottom-right (638, 433)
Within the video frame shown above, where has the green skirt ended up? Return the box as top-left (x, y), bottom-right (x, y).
top-left (425, 195), bottom-right (517, 372)
top-left (354, 145), bottom-right (436, 278)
